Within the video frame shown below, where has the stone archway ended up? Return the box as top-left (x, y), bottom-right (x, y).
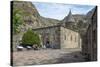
top-left (45, 38), bottom-right (50, 48)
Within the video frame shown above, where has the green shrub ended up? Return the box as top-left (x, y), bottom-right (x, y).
top-left (22, 29), bottom-right (41, 47)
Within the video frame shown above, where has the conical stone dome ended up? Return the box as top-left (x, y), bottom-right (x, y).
top-left (66, 10), bottom-right (75, 22)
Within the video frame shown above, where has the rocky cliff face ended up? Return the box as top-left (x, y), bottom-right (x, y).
top-left (13, 1), bottom-right (60, 32)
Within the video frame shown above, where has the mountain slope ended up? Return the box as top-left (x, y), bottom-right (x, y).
top-left (13, 1), bottom-right (60, 32)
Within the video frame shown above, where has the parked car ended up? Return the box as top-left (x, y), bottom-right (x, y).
top-left (16, 45), bottom-right (24, 51)
top-left (26, 46), bottom-right (32, 50)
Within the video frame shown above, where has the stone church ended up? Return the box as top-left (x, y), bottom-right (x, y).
top-left (33, 10), bottom-right (82, 49)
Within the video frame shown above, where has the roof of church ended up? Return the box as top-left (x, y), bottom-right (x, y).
top-left (86, 6), bottom-right (97, 18)
top-left (63, 10), bottom-right (75, 23)
top-left (32, 25), bottom-right (60, 30)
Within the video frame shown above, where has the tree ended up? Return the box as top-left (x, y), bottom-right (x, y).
top-left (21, 29), bottom-right (41, 47)
top-left (13, 9), bottom-right (24, 34)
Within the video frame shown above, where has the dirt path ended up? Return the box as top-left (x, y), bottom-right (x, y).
top-left (12, 49), bottom-right (86, 66)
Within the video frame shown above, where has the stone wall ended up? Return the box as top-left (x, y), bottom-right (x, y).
top-left (33, 25), bottom-right (82, 49)
top-left (33, 26), bottom-right (60, 49)
top-left (60, 26), bottom-right (81, 49)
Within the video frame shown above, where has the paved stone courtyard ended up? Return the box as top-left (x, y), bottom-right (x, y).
top-left (12, 48), bottom-right (86, 66)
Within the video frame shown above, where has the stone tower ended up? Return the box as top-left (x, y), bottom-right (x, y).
top-left (66, 10), bottom-right (75, 22)
top-left (62, 9), bottom-right (75, 27)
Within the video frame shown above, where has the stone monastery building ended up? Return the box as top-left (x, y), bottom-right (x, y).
top-left (33, 10), bottom-right (82, 49)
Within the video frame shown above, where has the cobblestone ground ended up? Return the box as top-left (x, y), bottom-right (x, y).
top-left (12, 48), bottom-right (86, 66)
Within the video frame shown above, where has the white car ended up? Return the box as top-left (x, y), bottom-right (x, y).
top-left (26, 46), bottom-right (32, 50)
top-left (16, 45), bottom-right (24, 51)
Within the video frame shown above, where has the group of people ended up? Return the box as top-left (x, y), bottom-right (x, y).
top-left (42, 41), bottom-right (54, 49)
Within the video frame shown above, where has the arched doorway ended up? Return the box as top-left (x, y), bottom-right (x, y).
top-left (43, 33), bottom-right (51, 48)
top-left (45, 39), bottom-right (50, 48)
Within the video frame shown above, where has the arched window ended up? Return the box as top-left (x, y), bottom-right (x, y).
top-left (75, 36), bottom-right (76, 42)
top-left (64, 35), bottom-right (66, 40)
top-left (53, 34), bottom-right (55, 40)
top-left (70, 35), bottom-right (72, 41)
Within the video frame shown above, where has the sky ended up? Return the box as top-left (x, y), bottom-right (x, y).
top-left (32, 2), bottom-right (95, 20)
